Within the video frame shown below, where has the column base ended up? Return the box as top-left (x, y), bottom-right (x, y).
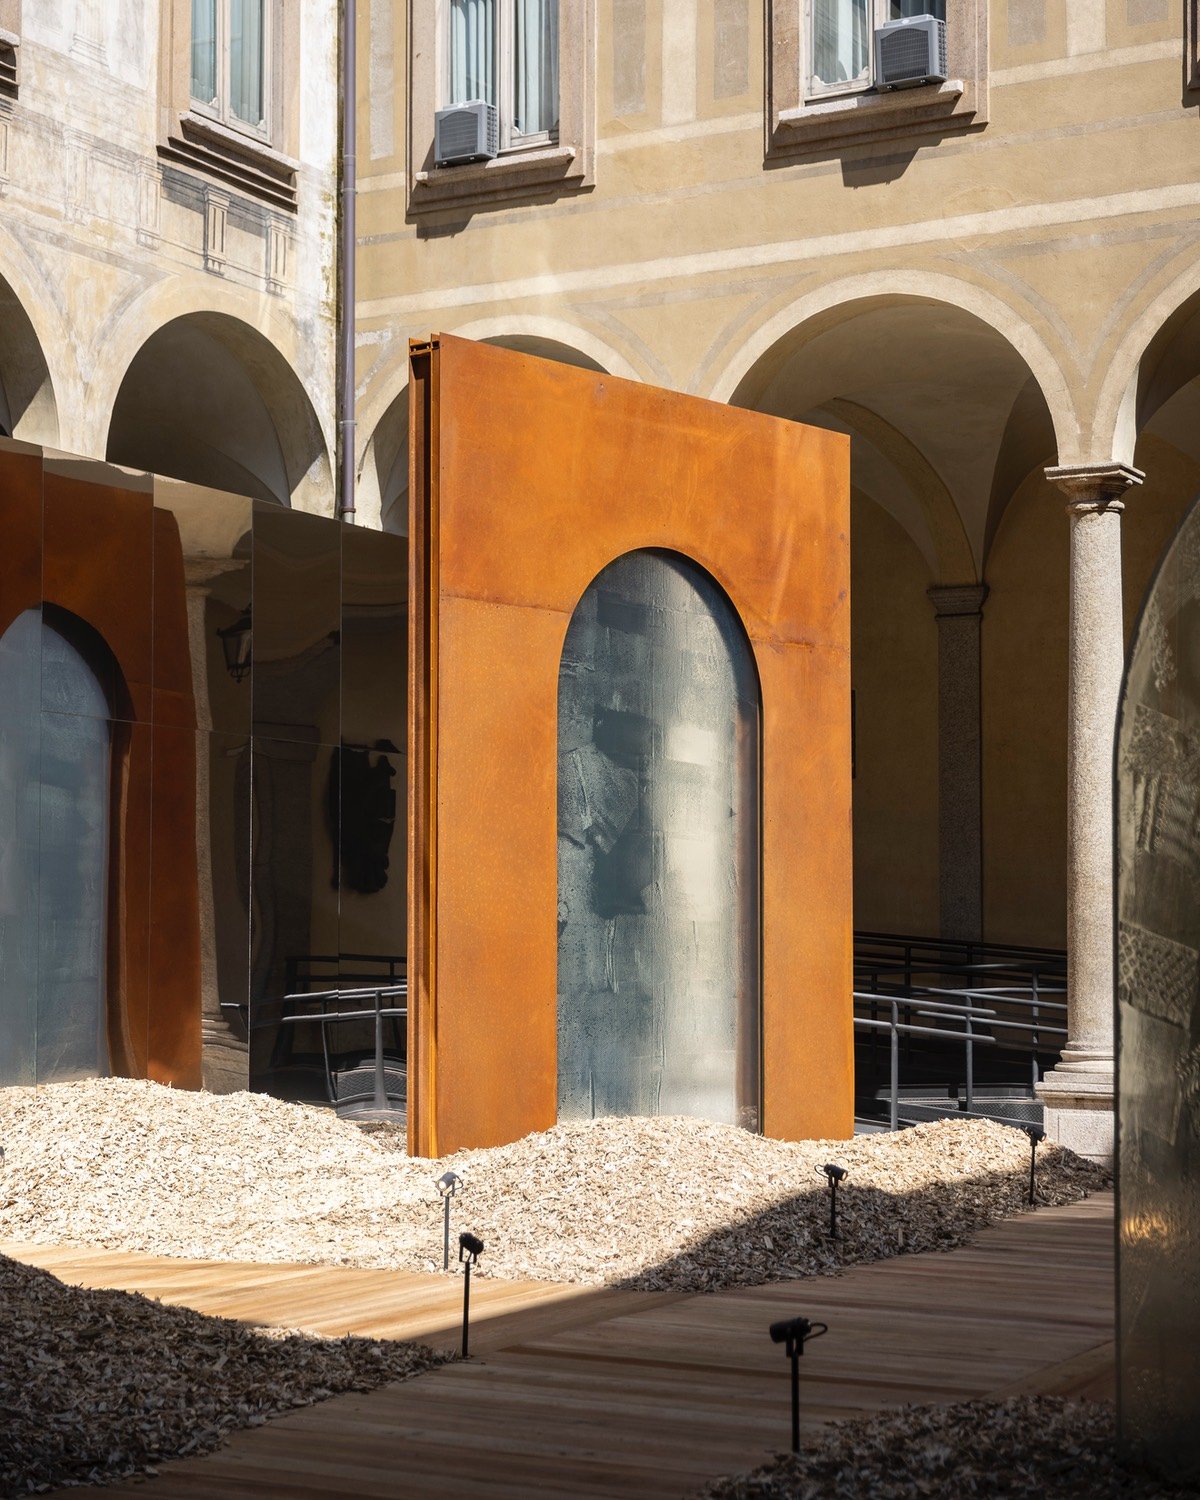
top-left (1036, 1069), bottom-right (1113, 1166)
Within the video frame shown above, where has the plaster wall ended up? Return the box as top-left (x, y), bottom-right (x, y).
top-left (0, 1), bottom-right (338, 510)
top-left (356, 0), bottom-right (1200, 952)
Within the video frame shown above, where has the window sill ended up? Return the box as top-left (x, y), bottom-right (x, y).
top-left (409, 142), bottom-right (589, 215)
top-left (772, 77), bottom-right (972, 159)
top-left (159, 110), bottom-right (298, 211)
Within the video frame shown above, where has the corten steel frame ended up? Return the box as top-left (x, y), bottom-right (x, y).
top-left (0, 440), bottom-right (203, 1085)
top-left (407, 336), bottom-right (852, 1155)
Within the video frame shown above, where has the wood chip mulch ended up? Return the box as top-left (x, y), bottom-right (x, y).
top-left (0, 1079), bottom-right (1109, 1293)
top-left (695, 1399), bottom-right (1200, 1499)
top-left (0, 1252), bottom-right (449, 1498)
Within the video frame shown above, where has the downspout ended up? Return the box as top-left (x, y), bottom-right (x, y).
top-left (338, 0), bottom-right (357, 522)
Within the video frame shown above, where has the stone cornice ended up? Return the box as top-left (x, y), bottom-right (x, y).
top-left (1045, 463), bottom-right (1145, 512)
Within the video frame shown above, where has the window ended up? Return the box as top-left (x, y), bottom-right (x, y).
top-left (809, 0), bottom-right (945, 96)
top-left (406, 0), bottom-right (593, 214)
top-left (191, 0), bottom-right (269, 139)
top-left (0, 0), bottom-right (19, 98)
top-left (767, 0), bottom-right (985, 160)
top-left (160, 0), bottom-right (300, 212)
top-left (447, 0), bottom-right (560, 148)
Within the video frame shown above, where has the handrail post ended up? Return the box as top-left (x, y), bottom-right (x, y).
top-left (373, 988), bottom-right (387, 1112)
top-left (890, 998), bottom-right (899, 1131)
top-left (964, 989), bottom-right (974, 1114)
top-left (1030, 969), bottom-right (1040, 1093)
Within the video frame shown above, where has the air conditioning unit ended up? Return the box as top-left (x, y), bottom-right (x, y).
top-left (434, 101), bottom-right (499, 166)
top-left (874, 16), bottom-right (947, 90)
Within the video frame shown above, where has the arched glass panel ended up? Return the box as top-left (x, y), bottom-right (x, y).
top-left (0, 608), bottom-right (112, 1085)
top-left (557, 550), bottom-right (761, 1130)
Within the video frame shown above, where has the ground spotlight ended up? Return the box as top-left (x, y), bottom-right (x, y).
top-left (816, 1163), bottom-right (848, 1237)
top-left (459, 1230), bottom-right (485, 1357)
top-left (768, 1315), bottom-right (828, 1452)
top-left (1022, 1125), bottom-right (1046, 1207)
top-left (436, 1170), bottom-right (462, 1270)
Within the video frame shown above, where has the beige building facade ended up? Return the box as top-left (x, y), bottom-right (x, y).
top-left (0, 0), bottom-right (339, 509)
top-left (355, 0), bottom-right (1200, 1157)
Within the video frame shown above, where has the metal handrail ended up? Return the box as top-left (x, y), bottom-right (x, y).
top-left (270, 983), bottom-right (408, 1116)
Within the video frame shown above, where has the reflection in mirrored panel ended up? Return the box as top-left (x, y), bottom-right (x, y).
top-left (1118, 493), bottom-right (1200, 1484)
top-left (0, 710), bottom-right (40, 1086)
top-left (252, 503), bottom-right (340, 745)
top-left (249, 736), bottom-right (341, 1103)
top-left (37, 700), bottom-right (112, 1082)
top-left (152, 482), bottom-right (254, 738)
top-left (42, 476), bottom-right (153, 723)
top-left (197, 730), bottom-right (251, 1093)
top-left (338, 525), bottom-right (407, 1111)
top-left (557, 550), bottom-right (761, 1131)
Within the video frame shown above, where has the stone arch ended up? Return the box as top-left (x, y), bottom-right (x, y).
top-left (709, 270), bottom-right (1077, 461)
top-left (713, 277), bottom-right (1070, 948)
top-left (101, 308), bottom-right (332, 510)
top-left (0, 266), bottom-right (60, 447)
top-left (1094, 271), bottom-right (1200, 468)
top-left (713, 280), bottom-right (1068, 578)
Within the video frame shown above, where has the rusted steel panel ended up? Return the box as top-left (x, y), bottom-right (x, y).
top-left (410, 335), bottom-right (851, 1153)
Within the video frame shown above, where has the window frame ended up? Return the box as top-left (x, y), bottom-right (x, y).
top-left (767, 0), bottom-right (987, 162)
top-left (189, 0), bottom-right (273, 147)
top-left (407, 0), bottom-right (594, 217)
top-left (445, 0), bottom-right (560, 154)
top-left (160, 0), bottom-right (299, 213)
top-left (0, 0), bottom-right (19, 98)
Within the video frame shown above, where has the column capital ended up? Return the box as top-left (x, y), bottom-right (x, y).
top-left (927, 583), bottom-right (989, 619)
top-left (1045, 462), bottom-right (1145, 513)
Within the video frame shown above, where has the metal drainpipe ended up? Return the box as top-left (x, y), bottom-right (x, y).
top-left (338, 0), bottom-right (357, 523)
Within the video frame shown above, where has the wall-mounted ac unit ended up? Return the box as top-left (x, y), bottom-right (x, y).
top-left (434, 101), bottom-right (499, 166)
top-left (874, 16), bottom-right (947, 90)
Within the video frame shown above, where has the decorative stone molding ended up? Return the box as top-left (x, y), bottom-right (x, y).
top-left (766, 0), bottom-right (988, 162)
top-left (1045, 462), bottom-right (1145, 512)
top-left (158, 0), bottom-right (300, 212)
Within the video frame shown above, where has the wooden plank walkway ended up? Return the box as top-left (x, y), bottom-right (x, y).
top-left (6, 1192), bottom-right (1114, 1500)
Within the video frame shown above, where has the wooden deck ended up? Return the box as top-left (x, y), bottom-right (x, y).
top-left (6, 1192), bottom-right (1114, 1499)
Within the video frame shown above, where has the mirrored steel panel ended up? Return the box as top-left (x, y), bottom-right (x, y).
top-left (195, 730), bottom-right (251, 1093)
top-left (152, 483), bottom-right (254, 737)
top-left (1118, 492), bottom-right (1200, 1484)
top-left (557, 550), bottom-right (761, 1130)
top-left (248, 736), bottom-right (340, 1103)
top-left (36, 687), bottom-right (114, 1083)
top-left (252, 502), bottom-right (340, 745)
top-left (42, 476), bottom-right (153, 723)
top-left (0, 708), bottom-right (40, 1086)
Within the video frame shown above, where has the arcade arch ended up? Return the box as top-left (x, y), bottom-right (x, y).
top-left (728, 292), bottom-right (1063, 949)
top-left (0, 271), bottom-right (59, 446)
top-left (105, 313), bottom-right (331, 510)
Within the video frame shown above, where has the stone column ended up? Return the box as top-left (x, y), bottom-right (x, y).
top-left (928, 584), bottom-right (988, 943)
top-left (1037, 462), bottom-right (1143, 1164)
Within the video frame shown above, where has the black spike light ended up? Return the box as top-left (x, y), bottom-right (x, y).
top-left (436, 1170), bottom-right (462, 1270)
top-left (768, 1315), bottom-right (828, 1452)
top-left (459, 1231), bottom-right (484, 1357)
top-left (817, 1162), bottom-right (848, 1237)
top-left (1022, 1125), bottom-right (1046, 1206)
